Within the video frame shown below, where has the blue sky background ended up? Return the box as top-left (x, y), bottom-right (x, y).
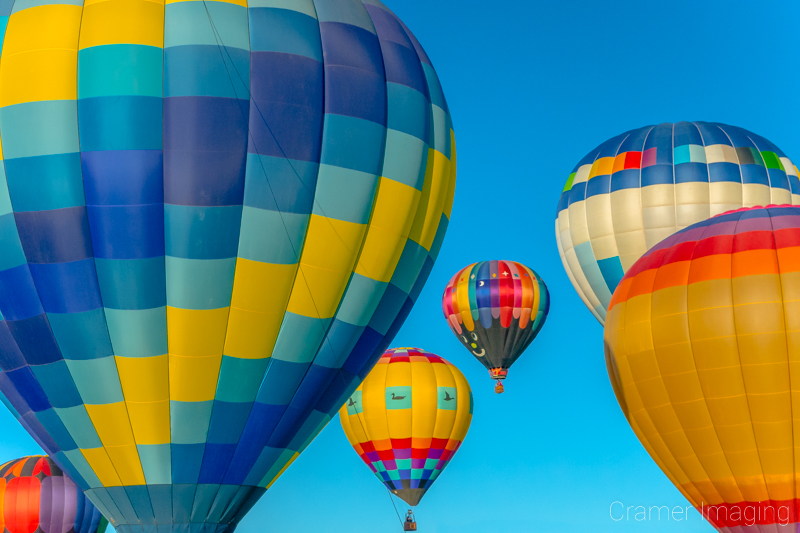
top-left (2, 0), bottom-right (800, 531)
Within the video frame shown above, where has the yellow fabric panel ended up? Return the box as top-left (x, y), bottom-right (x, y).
top-left (287, 215), bottom-right (367, 318)
top-left (589, 156), bottom-right (614, 179)
top-left (85, 402), bottom-right (136, 447)
top-left (166, 0), bottom-right (245, 4)
top-left (79, 0), bottom-right (165, 49)
top-left (408, 149), bottom-right (451, 251)
top-left (361, 362), bottom-right (390, 443)
top-left (81, 448), bottom-right (123, 487)
top-left (166, 306), bottom-right (229, 357)
top-left (126, 400), bottom-right (170, 445)
top-left (443, 131), bottom-right (456, 219)
top-left (385, 360), bottom-right (411, 439)
top-left (229, 260), bottom-right (297, 313)
top-left (0, 5), bottom-right (82, 106)
top-left (223, 307), bottom-right (282, 359)
top-left (454, 271), bottom-right (474, 331)
top-left (355, 178), bottom-right (421, 283)
top-left (409, 357), bottom-right (437, 442)
top-left (104, 445), bottom-right (146, 485)
top-left (169, 354), bottom-right (222, 402)
top-left (116, 355), bottom-right (169, 402)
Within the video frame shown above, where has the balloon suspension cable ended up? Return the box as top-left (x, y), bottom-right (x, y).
top-left (346, 386), bottom-right (407, 531)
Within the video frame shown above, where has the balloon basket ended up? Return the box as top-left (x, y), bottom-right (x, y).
top-left (404, 510), bottom-right (417, 531)
top-left (494, 381), bottom-right (504, 394)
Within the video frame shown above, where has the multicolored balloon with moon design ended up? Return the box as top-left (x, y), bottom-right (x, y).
top-left (605, 204), bottom-right (800, 531)
top-left (339, 348), bottom-right (472, 507)
top-left (442, 260), bottom-right (549, 393)
top-left (0, 455), bottom-right (107, 533)
top-left (556, 122), bottom-right (800, 325)
top-left (0, 1), bottom-right (455, 531)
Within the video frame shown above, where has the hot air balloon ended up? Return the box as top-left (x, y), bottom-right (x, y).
top-left (339, 348), bottom-right (472, 507)
top-left (605, 204), bottom-right (800, 531)
top-left (0, 455), bottom-right (107, 533)
top-left (442, 261), bottom-right (549, 393)
top-left (556, 122), bottom-right (800, 325)
top-left (0, 1), bottom-right (456, 531)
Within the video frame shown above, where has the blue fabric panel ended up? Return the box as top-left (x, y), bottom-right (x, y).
top-left (165, 257), bottom-right (235, 309)
top-left (768, 168), bottom-right (790, 190)
top-left (0, 321), bottom-right (25, 371)
top-left (617, 126), bottom-right (650, 153)
top-left (164, 0), bottom-right (250, 49)
top-left (82, 150), bottom-right (163, 206)
top-left (341, 326), bottom-right (383, 377)
top-left (207, 401), bottom-right (252, 443)
top-left (0, 264), bottom-right (42, 321)
top-left (197, 443), bottom-right (236, 484)
top-left (597, 256), bottom-right (625, 294)
top-left (268, 366), bottom-right (336, 447)
top-left (28, 260), bottom-right (103, 313)
top-left (30, 360), bottom-right (82, 408)
top-left (190, 483), bottom-right (221, 522)
top-left (248, 51), bottom-right (323, 163)
top-left (695, 122), bottom-right (733, 146)
top-left (248, 7), bottom-right (321, 60)
top-left (87, 204), bottom-right (164, 259)
top-left (640, 165), bottom-right (674, 187)
top-left (790, 175), bottom-right (800, 194)
top-left (674, 162), bottom-right (709, 184)
top-left (78, 44), bottom-right (164, 98)
top-left (567, 181), bottom-right (586, 206)
top-left (421, 63), bottom-right (445, 114)
top-left (6, 367), bottom-right (50, 411)
top-left (324, 65), bottom-right (386, 124)
top-left (0, 213), bottom-right (26, 271)
top-left (385, 83), bottom-right (428, 142)
top-left (171, 445), bottom-right (205, 484)
top-left (586, 175), bottom-right (610, 198)
top-left (237, 208), bottom-right (307, 264)
top-left (319, 21), bottom-right (383, 75)
top-left (66, 357), bottom-right (123, 405)
top-left (0, 101), bottom-right (79, 160)
top-left (7, 314), bottom-right (62, 365)
top-left (608, 168), bottom-right (640, 192)
top-left (223, 403), bottom-right (285, 485)
top-left (312, 165), bottom-right (377, 224)
top-left (254, 359), bottom-right (308, 405)
top-left (364, 278), bottom-right (404, 337)
top-left (124, 485), bottom-right (156, 525)
top-left (271, 313), bottom-right (329, 364)
top-left (644, 123), bottom-right (673, 164)
top-left (214, 356), bottom-right (270, 403)
top-left (105, 486), bottom-right (139, 525)
top-left (4, 153), bottom-right (84, 212)
top-left (741, 164), bottom-right (770, 186)
top-left (14, 207), bottom-right (92, 263)
top-left (164, 205), bottom-right (242, 259)
top-left (35, 408), bottom-right (77, 451)
top-left (95, 258), bottom-right (166, 310)
top-left (47, 308), bottom-right (114, 360)
top-left (77, 96), bottom-right (163, 151)
top-left (148, 485), bottom-right (173, 524)
top-left (673, 121), bottom-right (703, 146)
top-left (242, 154), bottom-right (318, 214)
top-left (104, 308), bottom-right (167, 358)
top-left (319, 115), bottom-right (385, 174)
top-left (171, 401), bottom-right (213, 444)
top-left (708, 162), bottom-right (743, 183)
top-left (164, 45), bottom-right (249, 99)
top-left (163, 96), bottom-right (248, 206)
top-left (56, 406), bottom-right (102, 449)
top-left (315, 320), bottom-right (363, 368)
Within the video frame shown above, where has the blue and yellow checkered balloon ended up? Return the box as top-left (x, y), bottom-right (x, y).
top-left (0, 0), bottom-right (456, 531)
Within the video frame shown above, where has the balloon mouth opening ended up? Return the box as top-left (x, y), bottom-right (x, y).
top-left (489, 368), bottom-right (508, 380)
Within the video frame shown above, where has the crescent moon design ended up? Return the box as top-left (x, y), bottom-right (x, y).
top-left (478, 281), bottom-right (484, 286)
top-left (472, 349), bottom-right (485, 357)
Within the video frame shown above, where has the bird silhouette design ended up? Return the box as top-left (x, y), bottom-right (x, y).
top-left (348, 398), bottom-right (357, 406)
top-left (443, 391), bottom-right (454, 402)
top-left (391, 392), bottom-right (406, 400)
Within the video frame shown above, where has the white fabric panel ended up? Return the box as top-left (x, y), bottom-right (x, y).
top-left (675, 182), bottom-right (710, 229)
top-left (586, 194), bottom-right (618, 261)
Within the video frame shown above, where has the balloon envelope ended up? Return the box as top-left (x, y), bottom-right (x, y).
top-left (0, 0), bottom-right (455, 531)
top-left (556, 121), bottom-right (800, 324)
top-left (0, 456), bottom-right (107, 533)
top-left (605, 205), bottom-right (800, 531)
top-left (339, 348), bottom-right (472, 506)
top-left (442, 260), bottom-right (549, 388)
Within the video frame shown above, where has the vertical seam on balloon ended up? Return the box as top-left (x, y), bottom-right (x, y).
top-left (715, 124), bottom-right (747, 211)
top-left (745, 133), bottom-right (776, 204)
top-left (193, 1), bottom-right (253, 523)
top-left (765, 206), bottom-right (796, 513)
top-left (693, 122), bottom-right (715, 220)
top-left (159, 0), bottom-right (170, 524)
top-left (624, 224), bottom-right (719, 507)
top-left (603, 132), bottom-right (630, 297)
top-left (637, 125), bottom-right (656, 250)
top-left (670, 123), bottom-right (679, 235)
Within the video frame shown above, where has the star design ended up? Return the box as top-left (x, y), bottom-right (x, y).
top-left (492, 273), bottom-right (497, 278)
top-left (502, 271), bottom-right (509, 276)
top-left (470, 274), bottom-right (475, 279)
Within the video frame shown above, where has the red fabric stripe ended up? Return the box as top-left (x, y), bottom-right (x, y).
top-left (623, 151), bottom-right (642, 169)
top-left (699, 499), bottom-right (798, 528)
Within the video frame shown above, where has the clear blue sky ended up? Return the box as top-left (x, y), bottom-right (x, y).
top-left (3, 0), bottom-right (800, 531)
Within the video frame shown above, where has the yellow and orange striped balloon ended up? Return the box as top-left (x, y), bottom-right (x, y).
top-left (605, 205), bottom-right (800, 531)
